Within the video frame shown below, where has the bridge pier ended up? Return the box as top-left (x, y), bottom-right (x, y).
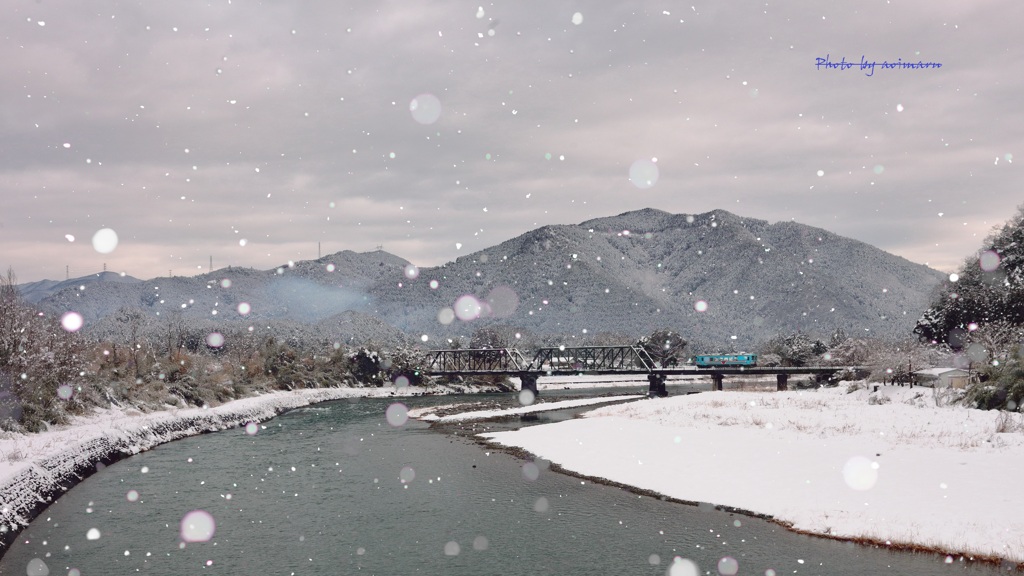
top-left (520, 373), bottom-right (539, 397)
top-left (776, 373), bottom-right (789, 391)
top-left (712, 373), bottom-right (724, 391)
top-left (647, 373), bottom-right (668, 398)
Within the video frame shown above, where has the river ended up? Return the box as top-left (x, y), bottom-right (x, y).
top-left (0, 392), bottom-right (1004, 575)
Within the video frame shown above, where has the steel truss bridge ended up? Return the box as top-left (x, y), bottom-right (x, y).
top-left (423, 346), bottom-right (856, 397)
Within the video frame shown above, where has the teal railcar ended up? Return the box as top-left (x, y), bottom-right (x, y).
top-left (694, 353), bottom-right (758, 367)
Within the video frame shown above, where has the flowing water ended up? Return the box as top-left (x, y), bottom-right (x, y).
top-left (0, 393), bottom-right (1005, 575)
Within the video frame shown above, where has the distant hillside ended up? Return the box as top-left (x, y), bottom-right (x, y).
top-left (18, 271), bottom-right (142, 304)
top-left (24, 210), bottom-right (945, 348)
top-left (369, 208), bottom-right (944, 346)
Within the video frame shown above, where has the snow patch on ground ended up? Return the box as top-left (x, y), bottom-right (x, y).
top-left (481, 384), bottom-right (1024, 564)
top-left (410, 394), bottom-right (644, 422)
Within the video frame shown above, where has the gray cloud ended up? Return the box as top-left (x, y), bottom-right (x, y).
top-left (2, 1), bottom-right (1021, 282)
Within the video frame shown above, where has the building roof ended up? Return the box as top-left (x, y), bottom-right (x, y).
top-left (914, 367), bottom-right (968, 377)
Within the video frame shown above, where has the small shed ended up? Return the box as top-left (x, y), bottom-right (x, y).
top-left (914, 367), bottom-right (970, 389)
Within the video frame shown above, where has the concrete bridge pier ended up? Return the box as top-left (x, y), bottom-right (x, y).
top-left (647, 373), bottom-right (668, 397)
top-left (776, 374), bottom-right (789, 391)
top-left (712, 373), bottom-right (724, 391)
top-left (520, 373), bottom-right (539, 397)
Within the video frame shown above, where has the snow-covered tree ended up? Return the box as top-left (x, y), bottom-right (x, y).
top-left (637, 329), bottom-right (688, 366)
top-left (759, 332), bottom-right (825, 367)
top-left (915, 204), bottom-right (1024, 348)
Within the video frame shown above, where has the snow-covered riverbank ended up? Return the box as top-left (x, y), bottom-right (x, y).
top-left (478, 384), bottom-right (1024, 566)
top-left (5, 381), bottom-right (1023, 568)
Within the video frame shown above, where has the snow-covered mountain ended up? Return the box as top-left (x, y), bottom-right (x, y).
top-left (23, 209), bottom-right (945, 348)
top-left (18, 271), bottom-right (142, 304)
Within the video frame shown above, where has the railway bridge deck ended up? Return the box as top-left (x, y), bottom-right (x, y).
top-left (423, 346), bottom-right (857, 397)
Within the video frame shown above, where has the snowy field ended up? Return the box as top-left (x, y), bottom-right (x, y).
top-left (478, 384), bottom-right (1024, 566)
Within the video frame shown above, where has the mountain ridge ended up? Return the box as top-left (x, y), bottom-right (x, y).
top-left (20, 208), bottom-right (944, 348)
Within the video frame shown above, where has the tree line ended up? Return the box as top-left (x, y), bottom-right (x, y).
top-left (913, 204), bottom-right (1024, 410)
top-left (0, 268), bottom-right (431, 433)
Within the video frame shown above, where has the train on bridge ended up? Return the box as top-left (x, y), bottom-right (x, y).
top-left (421, 346), bottom-right (854, 398)
top-left (693, 353), bottom-right (758, 367)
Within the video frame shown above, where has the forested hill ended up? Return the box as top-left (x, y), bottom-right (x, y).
top-left (24, 208), bottom-right (945, 348)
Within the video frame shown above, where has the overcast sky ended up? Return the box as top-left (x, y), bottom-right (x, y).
top-left (2, 1), bottom-right (1021, 283)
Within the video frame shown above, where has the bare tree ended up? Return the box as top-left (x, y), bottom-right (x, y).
top-left (114, 307), bottom-right (147, 379)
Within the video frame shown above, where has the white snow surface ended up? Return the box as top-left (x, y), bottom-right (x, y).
top-left (411, 394), bottom-right (644, 422)
top-left (481, 384), bottom-right (1024, 564)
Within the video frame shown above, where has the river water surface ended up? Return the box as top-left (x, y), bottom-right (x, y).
top-left (0, 393), bottom-right (1005, 575)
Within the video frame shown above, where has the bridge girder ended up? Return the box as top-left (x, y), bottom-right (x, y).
top-left (424, 348), bottom-right (529, 374)
top-left (527, 345), bottom-right (656, 372)
top-left (423, 345), bottom-right (657, 374)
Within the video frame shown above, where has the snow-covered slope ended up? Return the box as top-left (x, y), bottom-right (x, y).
top-left (25, 209), bottom-right (945, 348)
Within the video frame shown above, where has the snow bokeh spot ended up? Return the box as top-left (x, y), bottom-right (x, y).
top-left (842, 456), bottom-right (878, 490)
top-left (237, 302), bottom-right (251, 315)
top-left (400, 466), bottom-right (416, 484)
top-left (410, 94), bottom-right (442, 125)
top-left (25, 558), bottom-right (49, 576)
top-left (571, 12), bottom-right (583, 25)
top-left (126, 490), bottom-right (139, 502)
top-left (245, 422), bottom-right (259, 435)
top-left (437, 307), bottom-right (455, 325)
top-left (404, 264), bottom-right (420, 279)
top-left (444, 541), bottom-right (461, 556)
top-left (518, 389), bottom-right (536, 406)
top-left (205, 332), bottom-right (225, 348)
top-left (668, 557), bottom-right (700, 576)
top-left (91, 228), bottom-right (119, 254)
top-left (56, 385), bottom-right (74, 401)
top-left (180, 510), bottom-right (216, 542)
top-left (455, 295), bottom-right (482, 321)
top-left (522, 462), bottom-right (540, 481)
top-left (979, 250), bottom-right (1001, 272)
top-left (473, 535), bottom-right (489, 550)
top-left (629, 158), bottom-right (659, 189)
top-left (694, 300), bottom-right (708, 313)
top-left (533, 496), bottom-right (549, 512)
top-left (386, 402), bottom-right (409, 427)
top-left (717, 556), bottom-right (739, 575)
top-left (485, 286), bottom-right (519, 317)
top-left (86, 528), bottom-right (101, 540)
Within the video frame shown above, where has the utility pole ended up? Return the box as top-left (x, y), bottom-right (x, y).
top-left (66, 265), bottom-right (69, 280)
top-left (209, 255), bottom-right (213, 273)
top-left (318, 241), bottom-right (321, 259)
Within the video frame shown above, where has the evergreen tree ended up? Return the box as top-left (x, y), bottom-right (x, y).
top-left (915, 205), bottom-right (1024, 347)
